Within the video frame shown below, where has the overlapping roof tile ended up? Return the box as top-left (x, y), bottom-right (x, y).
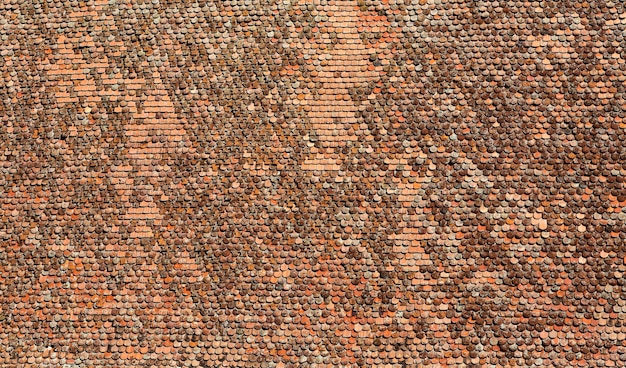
top-left (1, 0), bottom-right (626, 366)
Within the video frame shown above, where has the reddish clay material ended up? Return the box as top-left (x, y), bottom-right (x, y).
top-left (1, 0), bottom-right (625, 366)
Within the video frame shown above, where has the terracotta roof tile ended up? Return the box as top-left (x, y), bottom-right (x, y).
top-left (1, 0), bottom-right (626, 366)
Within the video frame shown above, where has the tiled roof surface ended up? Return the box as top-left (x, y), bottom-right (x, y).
top-left (1, 0), bottom-right (626, 366)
